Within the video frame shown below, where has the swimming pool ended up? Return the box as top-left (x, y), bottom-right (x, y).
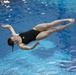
top-left (0, 0), bottom-right (76, 75)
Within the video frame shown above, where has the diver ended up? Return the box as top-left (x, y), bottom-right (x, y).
top-left (2, 19), bottom-right (75, 51)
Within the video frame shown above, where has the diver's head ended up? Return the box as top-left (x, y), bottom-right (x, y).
top-left (7, 37), bottom-right (15, 52)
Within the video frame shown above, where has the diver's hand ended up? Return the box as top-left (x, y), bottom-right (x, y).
top-left (36, 41), bottom-right (40, 44)
top-left (30, 41), bottom-right (39, 49)
top-left (1, 24), bottom-right (11, 28)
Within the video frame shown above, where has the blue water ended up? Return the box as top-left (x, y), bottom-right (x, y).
top-left (0, 0), bottom-right (76, 75)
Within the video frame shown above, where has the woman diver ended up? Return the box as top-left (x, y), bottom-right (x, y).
top-left (2, 19), bottom-right (75, 51)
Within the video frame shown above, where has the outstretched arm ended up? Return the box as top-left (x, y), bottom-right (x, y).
top-left (18, 41), bottom-right (39, 50)
top-left (2, 24), bottom-right (17, 36)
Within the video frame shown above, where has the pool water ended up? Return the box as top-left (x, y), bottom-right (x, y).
top-left (0, 0), bottom-right (76, 75)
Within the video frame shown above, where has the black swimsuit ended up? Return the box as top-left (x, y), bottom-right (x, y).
top-left (19, 29), bottom-right (40, 44)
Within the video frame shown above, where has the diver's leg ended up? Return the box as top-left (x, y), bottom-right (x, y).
top-left (36, 19), bottom-right (75, 40)
top-left (47, 19), bottom-right (74, 27)
top-left (33, 19), bottom-right (74, 32)
top-left (33, 23), bottom-right (51, 31)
